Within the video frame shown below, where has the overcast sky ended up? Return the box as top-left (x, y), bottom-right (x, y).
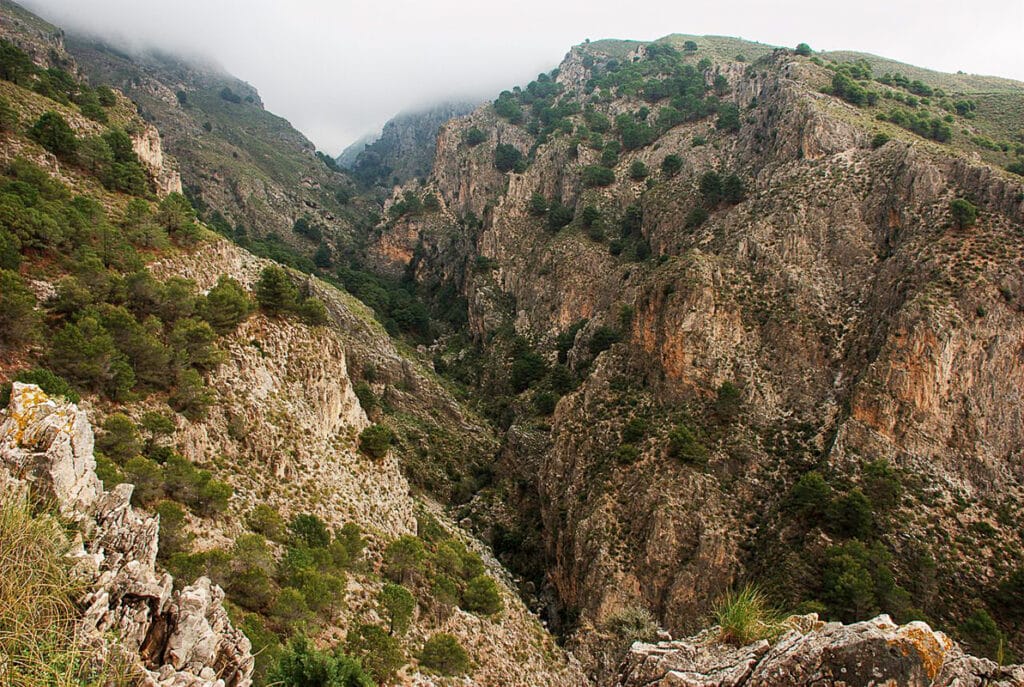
top-left (22, 0), bottom-right (1024, 155)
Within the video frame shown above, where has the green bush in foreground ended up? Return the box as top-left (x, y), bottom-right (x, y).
top-left (269, 635), bottom-right (375, 687)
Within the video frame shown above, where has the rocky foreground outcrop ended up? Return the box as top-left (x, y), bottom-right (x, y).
top-left (0, 383), bottom-right (254, 687)
top-left (618, 614), bottom-right (1024, 687)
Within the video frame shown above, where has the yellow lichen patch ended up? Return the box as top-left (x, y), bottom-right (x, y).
top-left (6, 384), bottom-right (52, 446)
top-left (890, 622), bottom-right (953, 680)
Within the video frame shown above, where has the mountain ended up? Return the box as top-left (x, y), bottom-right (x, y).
top-left (370, 34), bottom-right (1024, 679)
top-left (63, 34), bottom-right (368, 268)
top-left (346, 100), bottom-right (478, 187)
top-left (2, 2), bottom-right (1024, 685)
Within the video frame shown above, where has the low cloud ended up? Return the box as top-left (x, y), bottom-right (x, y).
top-left (24, 0), bottom-right (1024, 153)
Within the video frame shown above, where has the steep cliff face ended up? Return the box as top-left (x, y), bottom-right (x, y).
top-left (144, 238), bottom-right (581, 687)
top-left (372, 37), bottom-right (1024, 670)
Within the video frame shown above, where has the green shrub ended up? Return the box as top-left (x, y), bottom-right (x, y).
top-left (0, 269), bottom-right (40, 346)
top-left (716, 103), bottom-right (741, 132)
top-left (621, 417), bottom-right (648, 444)
top-left (685, 207), bottom-right (709, 229)
top-left (97, 413), bottom-right (141, 463)
top-left (871, 132), bottom-right (890, 149)
top-left (0, 94), bottom-right (18, 132)
top-left (462, 574), bottom-right (503, 615)
top-left (358, 424), bottom-right (394, 459)
top-left (958, 608), bottom-right (1006, 661)
top-left (579, 205), bottom-right (601, 228)
top-left (247, 504), bottom-right (288, 542)
top-left (418, 633), bottom-right (470, 675)
top-left (493, 93), bottom-right (523, 123)
top-left (511, 350), bottom-right (547, 392)
top-left (950, 198), bottom-right (978, 229)
top-left (156, 500), bottom-right (193, 557)
top-left (821, 540), bottom-right (889, 621)
top-left (667, 424), bottom-right (708, 465)
top-left (169, 317), bottom-right (223, 371)
top-left (269, 635), bottom-right (374, 687)
top-left (661, 154), bottom-right (683, 177)
top-left (270, 587), bottom-right (314, 631)
top-left (336, 523), bottom-right (366, 564)
top-left (50, 315), bottom-right (134, 400)
top-left (298, 297), bottom-right (329, 325)
top-left (827, 488), bottom-right (873, 538)
top-left (379, 583), bottom-right (416, 635)
top-left (157, 193), bottom-right (201, 243)
top-left (198, 276), bottom-right (253, 334)
top-left (290, 513), bottom-right (331, 549)
top-left (170, 369), bottom-right (214, 420)
top-left (629, 160), bottom-right (649, 180)
top-left (465, 127), bottom-right (487, 146)
top-left (713, 585), bottom-right (782, 645)
top-left (196, 477), bottom-right (232, 517)
top-left (383, 535), bottom-right (426, 585)
top-left (714, 382), bottom-right (742, 422)
top-left (788, 471), bottom-right (832, 519)
top-left (547, 201), bottom-right (574, 230)
top-left (29, 111), bottom-right (76, 158)
top-left (256, 265), bottom-right (299, 315)
top-left (527, 192), bottom-right (548, 217)
top-left (353, 382), bottom-right (377, 413)
top-left (581, 164), bottom-right (615, 187)
top-left (494, 144), bottom-right (525, 173)
top-left (534, 391), bottom-right (557, 416)
top-left (345, 624), bottom-right (404, 684)
top-left (614, 444), bottom-right (640, 463)
top-left (862, 459), bottom-right (902, 511)
top-left (589, 326), bottom-right (620, 356)
top-left (795, 43), bottom-right (812, 56)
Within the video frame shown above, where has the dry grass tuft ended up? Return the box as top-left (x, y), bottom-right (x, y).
top-left (0, 495), bottom-right (130, 686)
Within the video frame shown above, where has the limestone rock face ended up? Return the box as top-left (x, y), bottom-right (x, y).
top-left (0, 383), bottom-right (100, 517)
top-left (617, 615), bottom-right (1024, 687)
top-left (132, 123), bottom-right (184, 197)
top-left (0, 385), bottom-right (254, 687)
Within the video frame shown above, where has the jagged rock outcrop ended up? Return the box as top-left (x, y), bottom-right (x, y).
top-left (0, 383), bottom-right (254, 687)
top-left (618, 615), bottom-right (1024, 687)
top-left (132, 123), bottom-right (184, 196)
